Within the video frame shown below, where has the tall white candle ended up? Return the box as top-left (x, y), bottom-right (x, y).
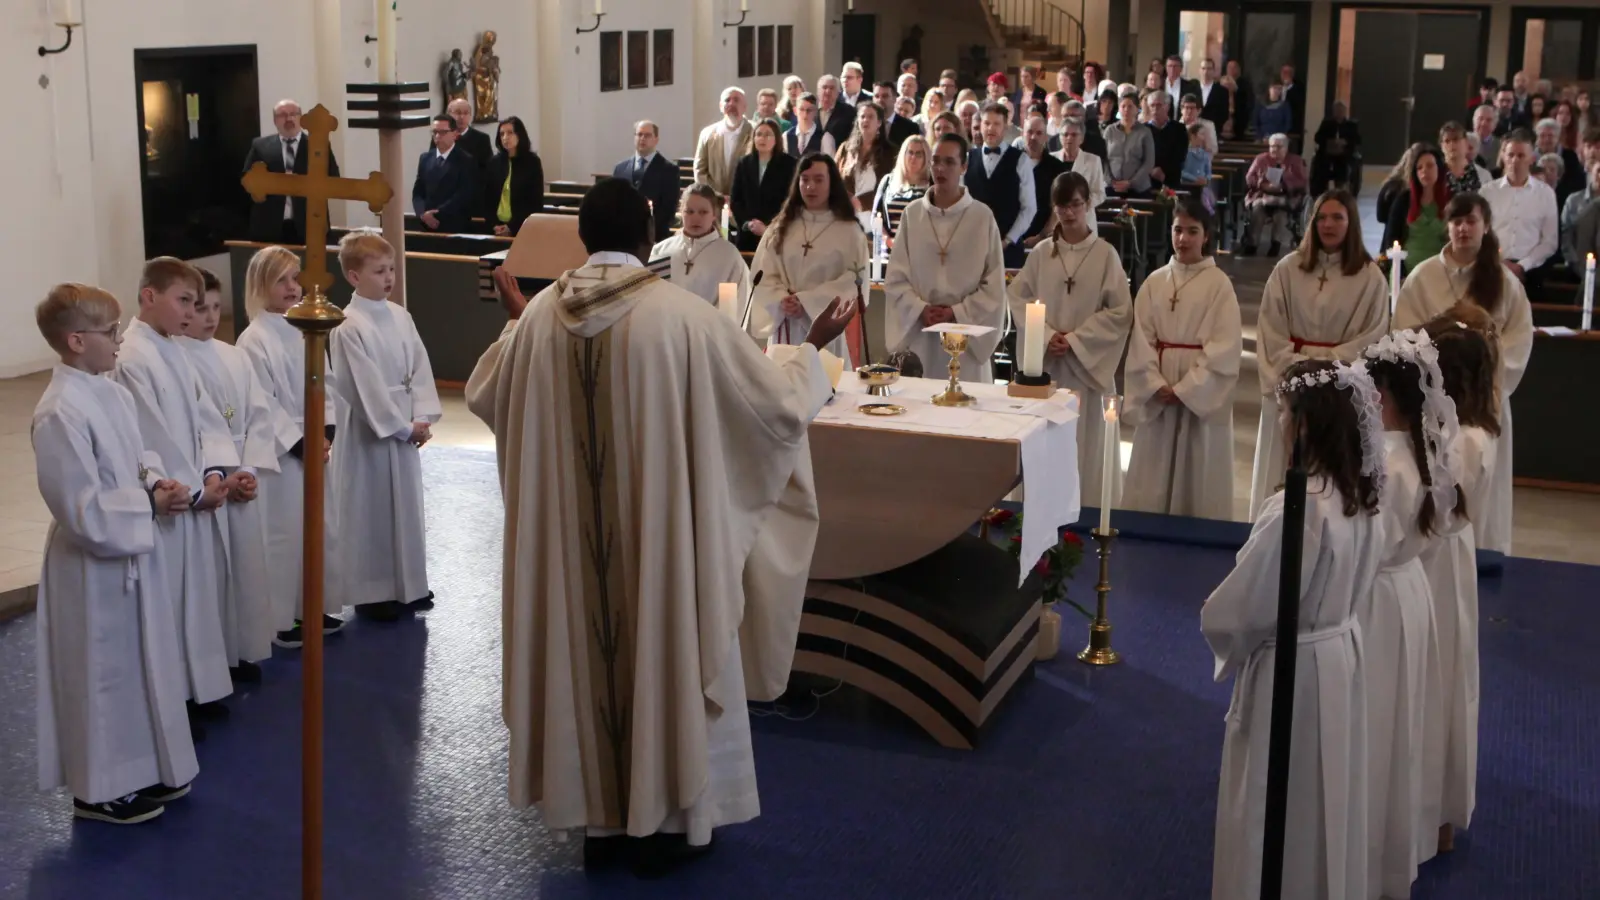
top-left (1100, 396), bottom-right (1118, 533)
top-left (721, 203), bottom-right (731, 238)
top-left (1584, 253), bottom-right (1595, 332)
top-left (376, 1), bottom-right (397, 83)
top-left (1386, 241), bottom-right (1406, 318)
top-left (718, 282), bottom-right (737, 310)
top-left (1021, 301), bottom-right (1046, 377)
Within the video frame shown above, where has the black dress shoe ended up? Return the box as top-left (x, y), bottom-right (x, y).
top-left (582, 834), bottom-right (633, 871)
top-left (188, 699), bottom-right (230, 721)
top-left (630, 833), bottom-right (714, 879)
top-left (407, 591), bottom-right (436, 611)
top-left (230, 661), bottom-right (262, 683)
top-left (354, 600), bottom-right (404, 622)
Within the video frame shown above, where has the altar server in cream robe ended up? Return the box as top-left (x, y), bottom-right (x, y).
top-left (33, 284), bottom-right (198, 825)
top-left (752, 152), bottom-right (870, 364)
top-left (1250, 190), bottom-right (1390, 518)
top-left (1123, 198), bottom-right (1241, 520)
top-left (648, 183), bottom-right (752, 326)
top-left (234, 247), bottom-right (345, 647)
top-left (328, 231), bottom-right (442, 621)
top-left (1007, 170), bottom-right (1133, 504)
top-left (1394, 192), bottom-right (1533, 557)
top-left (1203, 358), bottom-right (1386, 900)
top-left (885, 132), bottom-right (1007, 380)
top-left (465, 180), bottom-right (855, 876)
top-left (183, 271), bottom-right (279, 673)
top-left (114, 258), bottom-right (239, 707)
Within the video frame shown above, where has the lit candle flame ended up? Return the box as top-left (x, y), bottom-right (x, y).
top-left (1104, 397), bottom-right (1118, 423)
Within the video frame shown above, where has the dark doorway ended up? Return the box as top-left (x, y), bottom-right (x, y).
top-left (1510, 8), bottom-right (1600, 84)
top-left (1333, 7), bottom-right (1485, 165)
top-left (1166, 1), bottom-right (1312, 115)
top-left (841, 14), bottom-right (876, 80)
top-left (134, 46), bottom-right (259, 261)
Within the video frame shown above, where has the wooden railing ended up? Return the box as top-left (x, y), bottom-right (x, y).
top-left (985, 0), bottom-right (1086, 67)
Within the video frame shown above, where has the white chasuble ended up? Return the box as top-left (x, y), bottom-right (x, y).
top-left (1123, 257), bottom-right (1242, 519)
top-left (115, 318), bottom-right (237, 704)
top-left (751, 208), bottom-right (869, 363)
top-left (1250, 252), bottom-right (1389, 517)
top-left (34, 366), bottom-right (198, 804)
top-left (649, 231), bottom-right (752, 327)
top-left (884, 190), bottom-right (1007, 381)
top-left (1394, 255), bottom-right (1532, 555)
top-left (465, 262), bottom-right (833, 842)
top-left (236, 312), bottom-right (335, 629)
top-left (1419, 426), bottom-right (1496, 834)
top-left (328, 295), bottom-right (442, 607)
top-left (185, 338), bottom-right (280, 665)
top-left (1008, 234), bottom-right (1134, 505)
top-left (1202, 480), bottom-right (1381, 900)
top-left (1359, 434), bottom-right (1442, 900)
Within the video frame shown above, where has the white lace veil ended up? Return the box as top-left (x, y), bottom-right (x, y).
top-left (1361, 329), bottom-right (1463, 516)
top-left (1275, 360), bottom-right (1388, 500)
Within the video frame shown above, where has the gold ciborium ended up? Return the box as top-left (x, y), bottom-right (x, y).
top-left (930, 331), bottom-right (976, 407)
top-left (857, 363), bottom-right (900, 397)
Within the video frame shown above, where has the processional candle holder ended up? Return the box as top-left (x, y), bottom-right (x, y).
top-left (1078, 528), bottom-right (1121, 666)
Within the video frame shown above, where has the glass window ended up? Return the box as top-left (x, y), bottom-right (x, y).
top-left (1177, 11), bottom-right (1228, 78)
top-left (1524, 18), bottom-right (1582, 83)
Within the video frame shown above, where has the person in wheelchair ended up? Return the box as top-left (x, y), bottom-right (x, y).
top-left (1311, 101), bottom-right (1362, 196)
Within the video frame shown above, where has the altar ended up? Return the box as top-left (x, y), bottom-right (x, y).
top-left (796, 375), bottom-right (1082, 749)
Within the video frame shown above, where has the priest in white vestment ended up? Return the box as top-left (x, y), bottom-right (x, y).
top-left (751, 154), bottom-right (870, 364)
top-left (114, 260), bottom-right (239, 707)
top-left (1250, 194), bottom-right (1389, 518)
top-left (647, 184), bottom-right (753, 330)
top-left (1123, 205), bottom-right (1242, 520)
top-left (884, 133), bottom-right (1007, 381)
top-left (1007, 169), bottom-right (1133, 505)
top-left (1394, 194), bottom-right (1533, 556)
top-left (465, 180), bottom-right (855, 876)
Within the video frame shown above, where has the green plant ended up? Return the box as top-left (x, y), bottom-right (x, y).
top-left (983, 509), bottom-right (1090, 619)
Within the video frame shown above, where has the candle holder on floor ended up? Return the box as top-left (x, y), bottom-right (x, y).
top-left (1078, 528), bottom-right (1121, 666)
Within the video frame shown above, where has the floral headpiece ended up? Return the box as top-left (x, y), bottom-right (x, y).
top-left (1275, 360), bottom-right (1387, 498)
top-left (1361, 329), bottom-right (1462, 515)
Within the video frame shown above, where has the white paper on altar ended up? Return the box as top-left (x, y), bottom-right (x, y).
top-left (821, 376), bottom-right (1081, 585)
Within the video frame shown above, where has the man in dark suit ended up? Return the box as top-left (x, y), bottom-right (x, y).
top-left (447, 98), bottom-right (494, 226)
top-left (613, 119), bottom-right (681, 242)
top-left (785, 94), bottom-right (835, 158)
top-left (965, 102), bottom-right (1036, 269)
top-left (1145, 93), bottom-right (1188, 191)
top-left (1010, 66), bottom-right (1048, 124)
top-left (242, 99), bottom-right (340, 243)
top-left (876, 82), bottom-right (920, 151)
top-left (1278, 64), bottom-right (1306, 136)
top-left (1160, 56), bottom-right (1199, 125)
top-left (413, 115), bottom-right (476, 233)
top-left (1195, 58), bottom-right (1231, 132)
top-left (817, 75), bottom-right (856, 147)
top-left (841, 62), bottom-right (872, 107)
top-left (1019, 114), bottom-right (1066, 248)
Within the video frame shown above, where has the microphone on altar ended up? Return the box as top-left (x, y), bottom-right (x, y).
top-left (739, 269), bottom-right (765, 333)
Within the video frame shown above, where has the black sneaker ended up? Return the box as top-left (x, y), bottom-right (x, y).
top-left (630, 833), bottom-right (714, 879)
top-left (73, 793), bottom-right (165, 825)
top-left (273, 625), bottom-right (303, 649)
top-left (136, 782), bottom-right (191, 803)
top-left (230, 661), bottom-right (262, 683)
top-left (354, 601), bottom-right (403, 622)
top-left (321, 614), bottom-right (346, 634)
top-left (406, 592), bottom-right (435, 611)
top-left (190, 720), bottom-right (206, 743)
top-left (583, 834), bottom-right (634, 871)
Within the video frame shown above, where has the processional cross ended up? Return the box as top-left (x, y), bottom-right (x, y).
top-left (240, 103), bottom-right (393, 900)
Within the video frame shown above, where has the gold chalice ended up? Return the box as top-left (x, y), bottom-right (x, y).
top-left (930, 331), bottom-right (976, 407)
top-left (857, 363), bottom-right (900, 397)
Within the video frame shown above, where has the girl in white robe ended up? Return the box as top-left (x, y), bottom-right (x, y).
top-left (1008, 170), bottom-right (1134, 505)
top-left (1203, 358), bottom-right (1386, 900)
top-left (884, 183), bottom-right (1008, 381)
top-left (1250, 190), bottom-right (1390, 518)
top-left (1359, 330), bottom-right (1463, 899)
top-left (1418, 310), bottom-right (1503, 846)
top-left (752, 153), bottom-right (870, 365)
top-left (649, 183), bottom-right (752, 327)
top-left (328, 233), bottom-right (443, 619)
top-left (1394, 192), bottom-right (1534, 558)
top-left (235, 247), bottom-right (342, 647)
top-left (1124, 197), bottom-right (1242, 520)
top-left (33, 284), bottom-right (198, 823)
top-left (183, 281), bottom-right (280, 672)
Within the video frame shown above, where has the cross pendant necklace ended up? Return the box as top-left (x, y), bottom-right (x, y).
top-left (682, 233), bottom-right (709, 275)
top-left (1055, 236), bottom-right (1096, 296)
top-left (927, 206), bottom-right (967, 266)
top-left (1316, 265), bottom-right (1331, 291)
top-left (799, 218), bottom-right (836, 258)
top-left (1169, 268), bottom-right (1201, 311)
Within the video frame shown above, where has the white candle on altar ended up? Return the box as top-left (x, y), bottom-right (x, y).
top-left (1021, 300), bottom-right (1046, 377)
top-left (1386, 241), bottom-right (1406, 318)
top-left (718, 282), bottom-right (737, 309)
top-left (376, 0), bottom-right (397, 83)
top-left (1100, 396), bottom-right (1118, 533)
top-left (1584, 253), bottom-right (1595, 332)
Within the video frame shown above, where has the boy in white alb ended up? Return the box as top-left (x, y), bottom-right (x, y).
top-left (114, 258), bottom-right (244, 725)
top-left (33, 283), bottom-right (199, 825)
top-left (329, 231), bottom-right (442, 621)
top-left (182, 269), bottom-right (279, 676)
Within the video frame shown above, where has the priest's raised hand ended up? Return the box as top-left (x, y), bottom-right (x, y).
top-left (805, 295), bottom-right (856, 350)
top-left (492, 266), bottom-right (529, 320)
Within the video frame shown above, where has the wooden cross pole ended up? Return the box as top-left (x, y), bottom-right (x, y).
top-left (240, 103), bottom-right (392, 900)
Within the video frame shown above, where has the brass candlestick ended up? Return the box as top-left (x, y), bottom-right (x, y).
top-left (1078, 528), bottom-right (1121, 666)
top-left (930, 331), bottom-right (976, 407)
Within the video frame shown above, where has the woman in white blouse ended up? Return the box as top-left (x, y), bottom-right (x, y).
top-left (1057, 118), bottom-right (1107, 233)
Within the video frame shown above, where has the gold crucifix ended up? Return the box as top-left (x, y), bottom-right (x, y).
top-left (241, 104), bottom-right (393, 295)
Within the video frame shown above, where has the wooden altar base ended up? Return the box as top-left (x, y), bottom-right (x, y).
top-left (792, 533), bottom-right (1044, 750)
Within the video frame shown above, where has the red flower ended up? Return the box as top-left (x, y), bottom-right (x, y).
top-left (1010, 535), bottom-right (1022, 545)
top-left (1034, 555), bottom-right (1052, 575)
top-left (1064, 531), bottom-right (1083, 546)
top-left (984, 509), bottom-right (1016, 527)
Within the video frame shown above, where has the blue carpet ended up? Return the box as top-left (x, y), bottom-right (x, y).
top-left (0, 446), bottom-right (1595, 899)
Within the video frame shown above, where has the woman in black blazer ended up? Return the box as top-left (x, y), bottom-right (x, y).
top-left (484, 116), bottom-right (545, 236)
top-left (729, 118), bottom-right (798, 253)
